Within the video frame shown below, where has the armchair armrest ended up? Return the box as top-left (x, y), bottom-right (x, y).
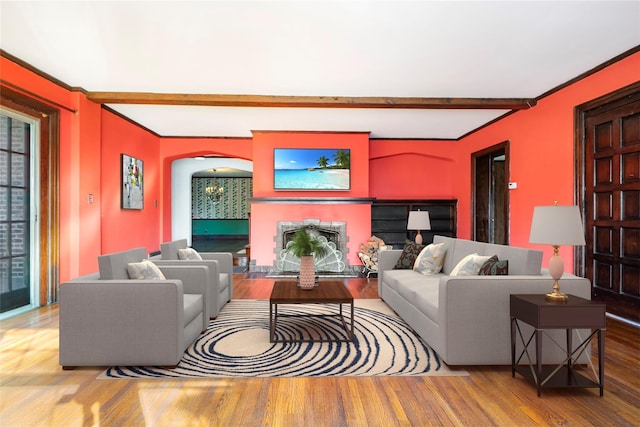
top-left (155, 264), bottom-right (211, 326)
top-left (200, 252), bottom-right (233, 274)
top-left (199, 253), bottom-right (234, 303)
top-left (59, 279), bottom-right (185, 367)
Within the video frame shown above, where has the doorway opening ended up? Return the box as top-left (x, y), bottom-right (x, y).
top-left (472, 141), bottom-right (510, 244)
top-left (1, 86), bottom-right (59, 320)
top-left (0, 110), bottom-right (39, 317)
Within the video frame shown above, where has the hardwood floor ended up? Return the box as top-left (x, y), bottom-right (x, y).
top-left (1, 274), bottom-right (639, 426)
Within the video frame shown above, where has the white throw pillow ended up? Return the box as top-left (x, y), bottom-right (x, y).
top-left (178, 247), bottom-right (203, 260)
top-left (413, 243), bottom-right (447, 275)
top-left (449, 253), bottom-right (492, 276)
top-left (126, 260), bottom-right (166, 280)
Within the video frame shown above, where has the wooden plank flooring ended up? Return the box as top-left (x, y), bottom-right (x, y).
top-left (1, 274), bottom-right (639, 426)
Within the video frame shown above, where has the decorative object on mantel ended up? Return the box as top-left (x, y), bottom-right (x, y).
top-left (205, 169), bottom-right (224, 204)
top-left (407, 209), bottom-right (431, 244)
top-left (285, 228), bottom-right (328, 289)
top-left (529, 202), bottom-right (586, 302)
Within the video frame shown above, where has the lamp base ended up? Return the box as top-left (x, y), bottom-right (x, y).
top-left (545, 290), bottom-right (568, 303)
top-left (545, 280), bottom-right (568, 303)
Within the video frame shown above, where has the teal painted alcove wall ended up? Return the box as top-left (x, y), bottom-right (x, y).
top-left (192, 219), bottom-right (249, 236)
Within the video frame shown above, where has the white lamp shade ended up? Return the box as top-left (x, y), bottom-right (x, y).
top-left (407, 211), bottom-right (431, 231)
top-left (529, 205), bottom-right (586, 246)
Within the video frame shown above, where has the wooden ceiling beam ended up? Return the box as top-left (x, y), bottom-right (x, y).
top-left (86, 92), bottom-right (536, 110)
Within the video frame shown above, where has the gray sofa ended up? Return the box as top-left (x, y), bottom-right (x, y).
top-left (151, 239), bottom-right (233, 318)
top-left (378, 235), bottom-right (592, 366)
top-left (59, 247), bottom-right (209, 368)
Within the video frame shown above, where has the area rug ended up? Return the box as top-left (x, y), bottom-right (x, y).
top-left (99, 299), bottom-right (467, 379)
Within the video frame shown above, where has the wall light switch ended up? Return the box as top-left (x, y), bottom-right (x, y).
top-left (508, 182), bottom-right (518, 190)
top-left (88, 194), bottom-right (94, 203)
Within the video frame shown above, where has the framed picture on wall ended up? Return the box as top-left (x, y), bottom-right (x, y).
top-left (121, 153), bottom-right (144, 209)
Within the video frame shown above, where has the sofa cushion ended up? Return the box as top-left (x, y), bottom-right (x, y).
top-left (479, 255), bottom-right (509, 275)
top-left (413, 285), bottom-right (440, 323)
top-left (383, 269), bottom-right (419, 292)
top-left (450, 253), bottom-right (492, 276)
top-left (383, 271), bottom-right (440, 322)
top-left (126, 260), bottom-right (167, 280)
top-left (394, 240), bottom-right (425, 269)
top-left (413, 242), bottom-right (447, 275)
top-left (178, 247), bottom-right (203, 260)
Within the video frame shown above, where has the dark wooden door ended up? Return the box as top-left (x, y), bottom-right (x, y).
top-left (582, 86), bottom-right (640, 322)
top-left (472, 142), bottom-right (509, 244)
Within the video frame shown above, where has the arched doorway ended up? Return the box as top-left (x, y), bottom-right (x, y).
top-left (170, 158), bottom-right (253, 246)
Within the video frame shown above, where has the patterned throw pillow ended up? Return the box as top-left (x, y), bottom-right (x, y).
top-left (450, 254), bottom-right (492, 276)
top-left (413, 242), bottom-right (447, 275)
top-left (394, 240), bottom-right (426, 269)
top-left (479, 255), bottom-right (509, 275)
top-left (178, 247), bottom-right (203, 260)
top-left (126, 260), bottom-right (166, 280)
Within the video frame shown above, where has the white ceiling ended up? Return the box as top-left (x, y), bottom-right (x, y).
top-left (1, 1), bottom-right (639, 139)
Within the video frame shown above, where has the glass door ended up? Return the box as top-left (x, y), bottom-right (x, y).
top-left (0, 109), bottom-right (39, 317)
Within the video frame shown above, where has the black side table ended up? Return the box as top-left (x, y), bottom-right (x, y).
top-left (510, 294), bottom-right (606, 396)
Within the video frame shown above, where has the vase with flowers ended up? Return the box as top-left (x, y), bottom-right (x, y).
top-left (286, 228), bottom-right (328, 289)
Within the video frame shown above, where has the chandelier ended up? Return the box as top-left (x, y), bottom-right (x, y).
top-left (205, 169), bottom-right (224, 204)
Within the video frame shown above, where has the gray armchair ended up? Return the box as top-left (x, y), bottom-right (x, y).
top-left (59, 247), bottom-right (210, 369)
top-left (153, 239), bottom-right (233, 318)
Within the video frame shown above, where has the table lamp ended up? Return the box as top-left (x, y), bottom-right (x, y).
top-left (407, 210), bottom-right (431, 245)
top-left (529, 204), bottom-right (586, 302)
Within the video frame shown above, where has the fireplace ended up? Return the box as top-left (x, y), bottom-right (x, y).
top-left (274, 219), bottom-right (348, 273)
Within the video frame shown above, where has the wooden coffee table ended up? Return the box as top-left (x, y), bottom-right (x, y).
top-left (269, 280), bottom-right (355, 343)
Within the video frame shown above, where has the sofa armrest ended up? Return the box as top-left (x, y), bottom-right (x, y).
top-left (378, 249), bottom-right (403, 289)
top-left (59, 279), bottom-right (185, 367)
top-left (437, 273), bottom-right (592, 364)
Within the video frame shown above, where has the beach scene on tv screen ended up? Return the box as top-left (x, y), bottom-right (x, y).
top-left (274, 148), bottom-right (350, 190)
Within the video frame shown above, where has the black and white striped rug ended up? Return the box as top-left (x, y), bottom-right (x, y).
top-left (100, 299), bottom-right (467, 378)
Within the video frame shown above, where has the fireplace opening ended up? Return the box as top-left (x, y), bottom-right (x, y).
top-left (274, 219), bottom-right (348, 273)
top-left (282, 225), bottom-right (341, 251)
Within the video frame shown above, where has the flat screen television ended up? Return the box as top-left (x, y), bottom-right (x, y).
top-left (274, 148), bottom-right (351, 190)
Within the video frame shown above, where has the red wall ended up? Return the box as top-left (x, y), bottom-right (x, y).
top-left (158, 137), bottom-right (253, 243)
top-left (252, 131), bottom-right (370, 197)
top-left (0, 57), bottom-right (102, 280)
top-left (250, 131), bottom-right (371, 265)
top-left (76, 94), bottom-right (102, 274)
top-left (456, 52), bottom-right (640, 271)
top-left (369, 140), bottom-right (458, 200)
top-left (2, 50), bottom-right (638, 284)
top-left (100, 110), bottom-right (161, 254)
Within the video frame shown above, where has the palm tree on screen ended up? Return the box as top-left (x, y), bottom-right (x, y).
top-left (317, 156), bottom-right (329, 168)
top-left (333, 150), bottom-right (350, 169)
